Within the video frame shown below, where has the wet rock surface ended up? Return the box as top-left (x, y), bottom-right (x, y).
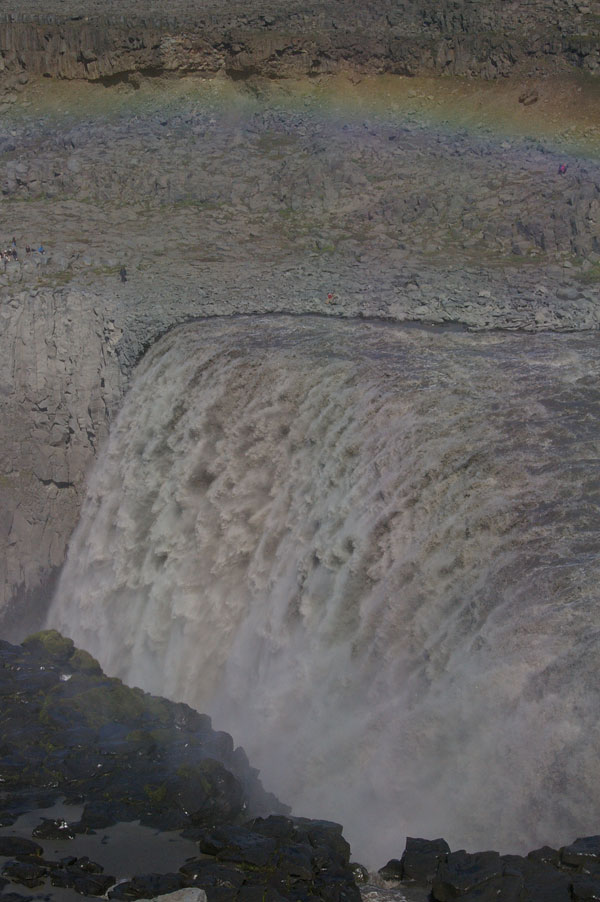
top-left (0, 629), bottom-right (361, 900)
top-left (112, 818), bottom-right (361, 901)
top-left (0, 629), bottom-right (283, 827)
top-left (375, 836), bottom-right (600, 902)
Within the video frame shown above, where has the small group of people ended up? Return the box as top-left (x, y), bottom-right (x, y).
top-left (1, 246), bottom-right (18, 262)
top-left (1, 237), bottom-right (45, 263)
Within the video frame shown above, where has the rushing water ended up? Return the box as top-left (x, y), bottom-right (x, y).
top-left (47, 315), bottom-right (600, 866)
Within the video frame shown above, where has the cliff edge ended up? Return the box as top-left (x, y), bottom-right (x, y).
top-left (1, 0), bottom-right (600, 89)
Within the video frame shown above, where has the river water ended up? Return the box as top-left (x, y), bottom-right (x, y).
top-left (46, 315), bottom-right (600, 867)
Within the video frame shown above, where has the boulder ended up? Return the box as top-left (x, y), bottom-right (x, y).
top-left (432, 850), bottom-right (505, 899)
top-left (384, 837), bottom-right (600, 901)
top-left (572, 876), bottom-right (600, 901)
top-left (377, 859), bottom-right (403, 881)
top-left (1, 860), bottom-right (47, 888)
top-left (32, 817), bottom-right (76, 840)
top-left (561, 837), bottom-right (600, 872)
top-left (501, 854), bottom-right (571, 902)
top-left (109, 873), bottom-right (186, 900)
top-left (191, 816), bottom-right (360, 902)
top-left (401, 837), bottom-right (451, 884)
top-left (0, 838), bottom-right (43, 857)
top-left (527, 846), bottom-right (561, 868)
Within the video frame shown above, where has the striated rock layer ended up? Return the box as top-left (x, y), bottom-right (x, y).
top-left (1, 0), bottom-right (600, 87)
top-left (0, 288), bottom-right (124, 634)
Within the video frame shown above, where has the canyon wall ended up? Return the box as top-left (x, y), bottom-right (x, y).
top-left (0, 0), bottom-right (599, 91)
top-left (0, 288), bottom-right (124, 636)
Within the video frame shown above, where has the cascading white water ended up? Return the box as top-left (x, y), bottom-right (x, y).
top-left (47, 315), bottom-right (600, 866)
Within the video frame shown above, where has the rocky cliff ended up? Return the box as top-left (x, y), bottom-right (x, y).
top-left (0, 289), bottom-right (124, 636)
top-left (0, 0), bottom-right (600, 91)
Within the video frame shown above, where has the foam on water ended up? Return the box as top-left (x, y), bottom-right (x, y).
top-left (47, 316), bottom-right (600, 866)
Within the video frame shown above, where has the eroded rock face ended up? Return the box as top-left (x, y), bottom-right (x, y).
top-left (1, 0), bottom-right (600, 87)
top-left (0, 289), bottom-right (124, 637)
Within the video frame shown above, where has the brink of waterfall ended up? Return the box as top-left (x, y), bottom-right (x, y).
top-left (47, 315), bottom-right (600, 866)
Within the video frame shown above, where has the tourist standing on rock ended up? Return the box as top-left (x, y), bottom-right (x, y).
top-left (119, 267), bottom-right (127, 283)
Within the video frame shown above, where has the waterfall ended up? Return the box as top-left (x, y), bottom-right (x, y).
top-left (47, 315), bottom-right (600, 866)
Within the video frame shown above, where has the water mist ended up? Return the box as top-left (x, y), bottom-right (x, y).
top-left (47, 316), bottom-right (600, 866)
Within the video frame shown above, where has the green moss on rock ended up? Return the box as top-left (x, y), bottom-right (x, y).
top-left (22, 629), bottom-right (75, 662)
top-left (70, 647), bottom-right (103, 674)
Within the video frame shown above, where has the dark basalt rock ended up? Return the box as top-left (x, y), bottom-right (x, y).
top-left (349, 863), bottom-right (369, 884)
top-left (432, 850), bottom-right (505, 900)
top-left (0, 838), bottom-right (43, 857)
top-left (400, 836), bottom-right (450, 884)
top-left (187, 816), bottom-right (360, 902)
top-left (50, 864), bottom-right (116, 896)
top-left (32, 817), bottom-right (76, 840)
top-left (0, 632), bottom-right (361, 901)
top-left (108, 872), bottom-right (186, 899)
top-left (561, 837), bottom-right (600, 871)
top-left (384, 836), bottom-right (600, 902)
top-left (198, 824), bottom-right (279, 867)
top-left (179, 859), bottom-right (246, 891)
top-left (2, 851), bottom-right (114, 897)
top-left (377, 858), bottom-right (403, 881)
top-left (571, 876), bottom-right (600, 901)
top-left (500, 854), bottom-right (569, 902)
top-left (1, 860), bottom-right (47, 888)
top-left (0, 630), bottom-right (286, 831)
top-left (527, 845), bottom-right (561, 868)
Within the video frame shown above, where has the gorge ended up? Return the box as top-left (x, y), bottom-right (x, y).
top-left (1, 1), bottom-right (600, 897)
